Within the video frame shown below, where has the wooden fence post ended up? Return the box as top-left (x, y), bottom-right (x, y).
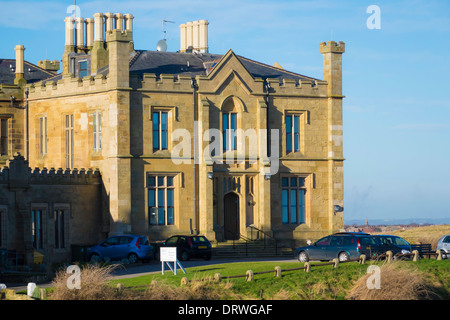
top-left (436, 250), bottom-right (442, 261)
top-left (214, 273), bottom-right (222, 283)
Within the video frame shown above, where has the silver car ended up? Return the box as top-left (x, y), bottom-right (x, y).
top-left (436, 235), bottom-right (450, 259)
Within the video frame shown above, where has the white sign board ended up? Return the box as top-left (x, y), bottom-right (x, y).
top-left (160, 247), bottom-right (186, 275)
top-left (160, 247), bottom-right (177, 262)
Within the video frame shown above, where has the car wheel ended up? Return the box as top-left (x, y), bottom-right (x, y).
top-left (128, 253), bottom-right (138, 264)
top-left (298, 251), bottom-right (309, 262)
top-left (181, 251), bottom-right (190, 261)
top-left (441, 250), bottom-right (447, 260)
top-left (204, 254), bottom-right (211, 261)
top-left (338, 252), bottom-right (349, 262)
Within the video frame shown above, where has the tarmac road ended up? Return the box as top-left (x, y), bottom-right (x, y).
top-left (3, 256), bottom-right (297, 292)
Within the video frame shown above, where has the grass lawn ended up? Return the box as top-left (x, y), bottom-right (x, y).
top-left (108, 259), bottom-right (450, 300)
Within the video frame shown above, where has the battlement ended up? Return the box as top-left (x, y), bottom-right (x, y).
top-left (137, 73), bottom-right (197, 92)
top-left (265, 78), bottom-right (328, 96)
top-left (0, 153), bottom-right (101, 186)
top-left (320, 41), bottom-right (345, 54)
top-left (27, 73), bottom-right (108, 98)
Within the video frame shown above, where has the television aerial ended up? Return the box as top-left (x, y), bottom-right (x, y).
top-left (157, 19), bottom-right (175, 52)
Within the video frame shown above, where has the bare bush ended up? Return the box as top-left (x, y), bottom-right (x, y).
top-left (49, 264), bottom-right (124, 300)
top-left (347, 262), bottom-right (442, 300)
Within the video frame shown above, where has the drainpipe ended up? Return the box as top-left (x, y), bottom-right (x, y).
top-left (191, 78), bottom-right (198, 235)
top-left (264, 80), bottom-right (271, 157)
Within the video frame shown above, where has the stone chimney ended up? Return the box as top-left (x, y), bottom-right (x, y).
top-left (75, 17), bottom-right (85, 50)
top-left (106, 29), bottom-right (132, 88)
top-left (86, 18), bottom-right (94, 50)
top-left (180, 20), bottom-right (209, 53)
top-left (14, 45), bottom-right (26, 85)
top-left (91, 12), bottom-right (108, 74)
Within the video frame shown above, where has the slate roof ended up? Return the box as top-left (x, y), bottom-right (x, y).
top-left (0, 59), bottom-right (56, 85)
top-left (1, 50), bottom-right (319, 85)
top-left (129, 50), bottom-right (319, 82)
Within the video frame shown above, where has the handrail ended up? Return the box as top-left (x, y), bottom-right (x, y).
top-left (248, 224), bottom-right (278, 255)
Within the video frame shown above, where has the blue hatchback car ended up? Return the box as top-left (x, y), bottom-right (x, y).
top-left (88, 235), bottom-right (154, 264)
top-left (295, 232), bottom-right (377, 262)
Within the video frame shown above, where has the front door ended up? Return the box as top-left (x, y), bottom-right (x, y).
top-left (224, 193), bottom-right (239, 240)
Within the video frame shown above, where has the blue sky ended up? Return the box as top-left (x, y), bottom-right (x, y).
top-left (1, 0), bottom-right (449, 223)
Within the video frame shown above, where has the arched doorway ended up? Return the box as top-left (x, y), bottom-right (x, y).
top-left (224, 193), bottom-right (239, 240)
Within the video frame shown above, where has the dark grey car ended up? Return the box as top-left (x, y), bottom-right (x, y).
top-left (295, 232), bottom-right (377, 262)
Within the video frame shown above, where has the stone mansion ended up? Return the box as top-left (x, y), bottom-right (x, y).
top-left (0, 12), bottom-right (345, 265)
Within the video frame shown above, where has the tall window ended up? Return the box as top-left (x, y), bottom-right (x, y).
top-left (0, 118), bottom-right (8, 156)
top-left (65, 115), bottom-right (74, 168)
top-left (286, 115), bottom-right (300, 153)
top-left (281, 177), bottom-right (306, 224)
top-left (148, 175), bottom-right (175, 225)
top-left (152, 111), bottom-right (168, 151)
top-left (93, 112), bottom-right (101, 151)
top-left (54, 209), bottom-right (65, 249)
top-left (222, 112), bottom-right (237, 151)
top-left (32, 209), bottom-right (44, 249)
top-left (39, 116), bottom-right (47, 155)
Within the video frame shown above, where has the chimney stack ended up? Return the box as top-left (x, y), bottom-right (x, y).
top-left (14, 45), bottom-right (25, 85)
top-left (86, 18), bottom-right (94, 49)
top-left (180, 20), bottom-right (209, 53)
top-left (75, 17), bottom-right (85, 50)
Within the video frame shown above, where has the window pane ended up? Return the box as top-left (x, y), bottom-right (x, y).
top-left (161, 112), bottom-right (168, 150)
top-left (290, 189), bottom-right (297, 224)
top-left (148, 176), bottom-right (156, 187)
top-left (222, 113), bottom-right (228, 151)
top-left (167, 189), bottom-right (174, 206)
top-left (152, 112), bottom-right (159, 150)
top-left (148, 189), bottom-right (155, 207)
top-left (290, 177), bottom-right (297, 187)
top-left (167, 208), bottom-right (174, 225)
top-left (230, 113), bottom-right (237, 130)
top-left (158, 176), bottom-right (165, 186)
top-left (167, 176), bottom-right (174, 187)
top-left (281, 177), bottom-right (288, 187)
top-left (158, 208), bottom-right (165, 225)
top-left (282, 189), bottom-right (288, 224)
top-left (158, 189), bottom-right (165, 207)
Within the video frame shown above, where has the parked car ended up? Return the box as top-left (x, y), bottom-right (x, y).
top-left (156, 235), bottom-right (212, 261)
top-left (295, 232), bottom-right (377, 262)
top-left (437, 234), bottom-right (450, 259)
top-left (372, 235), bottom-right (412, 255)
top-left (88, 235), bottom-right (153, 264)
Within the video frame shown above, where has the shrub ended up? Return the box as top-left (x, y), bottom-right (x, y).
top-left (347, 262), bottom-right (442, 300)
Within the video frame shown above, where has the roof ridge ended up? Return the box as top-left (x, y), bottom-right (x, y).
top-left (236, 54), bottom-right (320, 81)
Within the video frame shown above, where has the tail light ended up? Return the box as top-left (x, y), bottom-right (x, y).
top-left (357, 238), bottom-right (361, 250)
top-left (136, 238), bottom-right (141, 249)
top-left (188, 237), bottom-right (193, 247)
